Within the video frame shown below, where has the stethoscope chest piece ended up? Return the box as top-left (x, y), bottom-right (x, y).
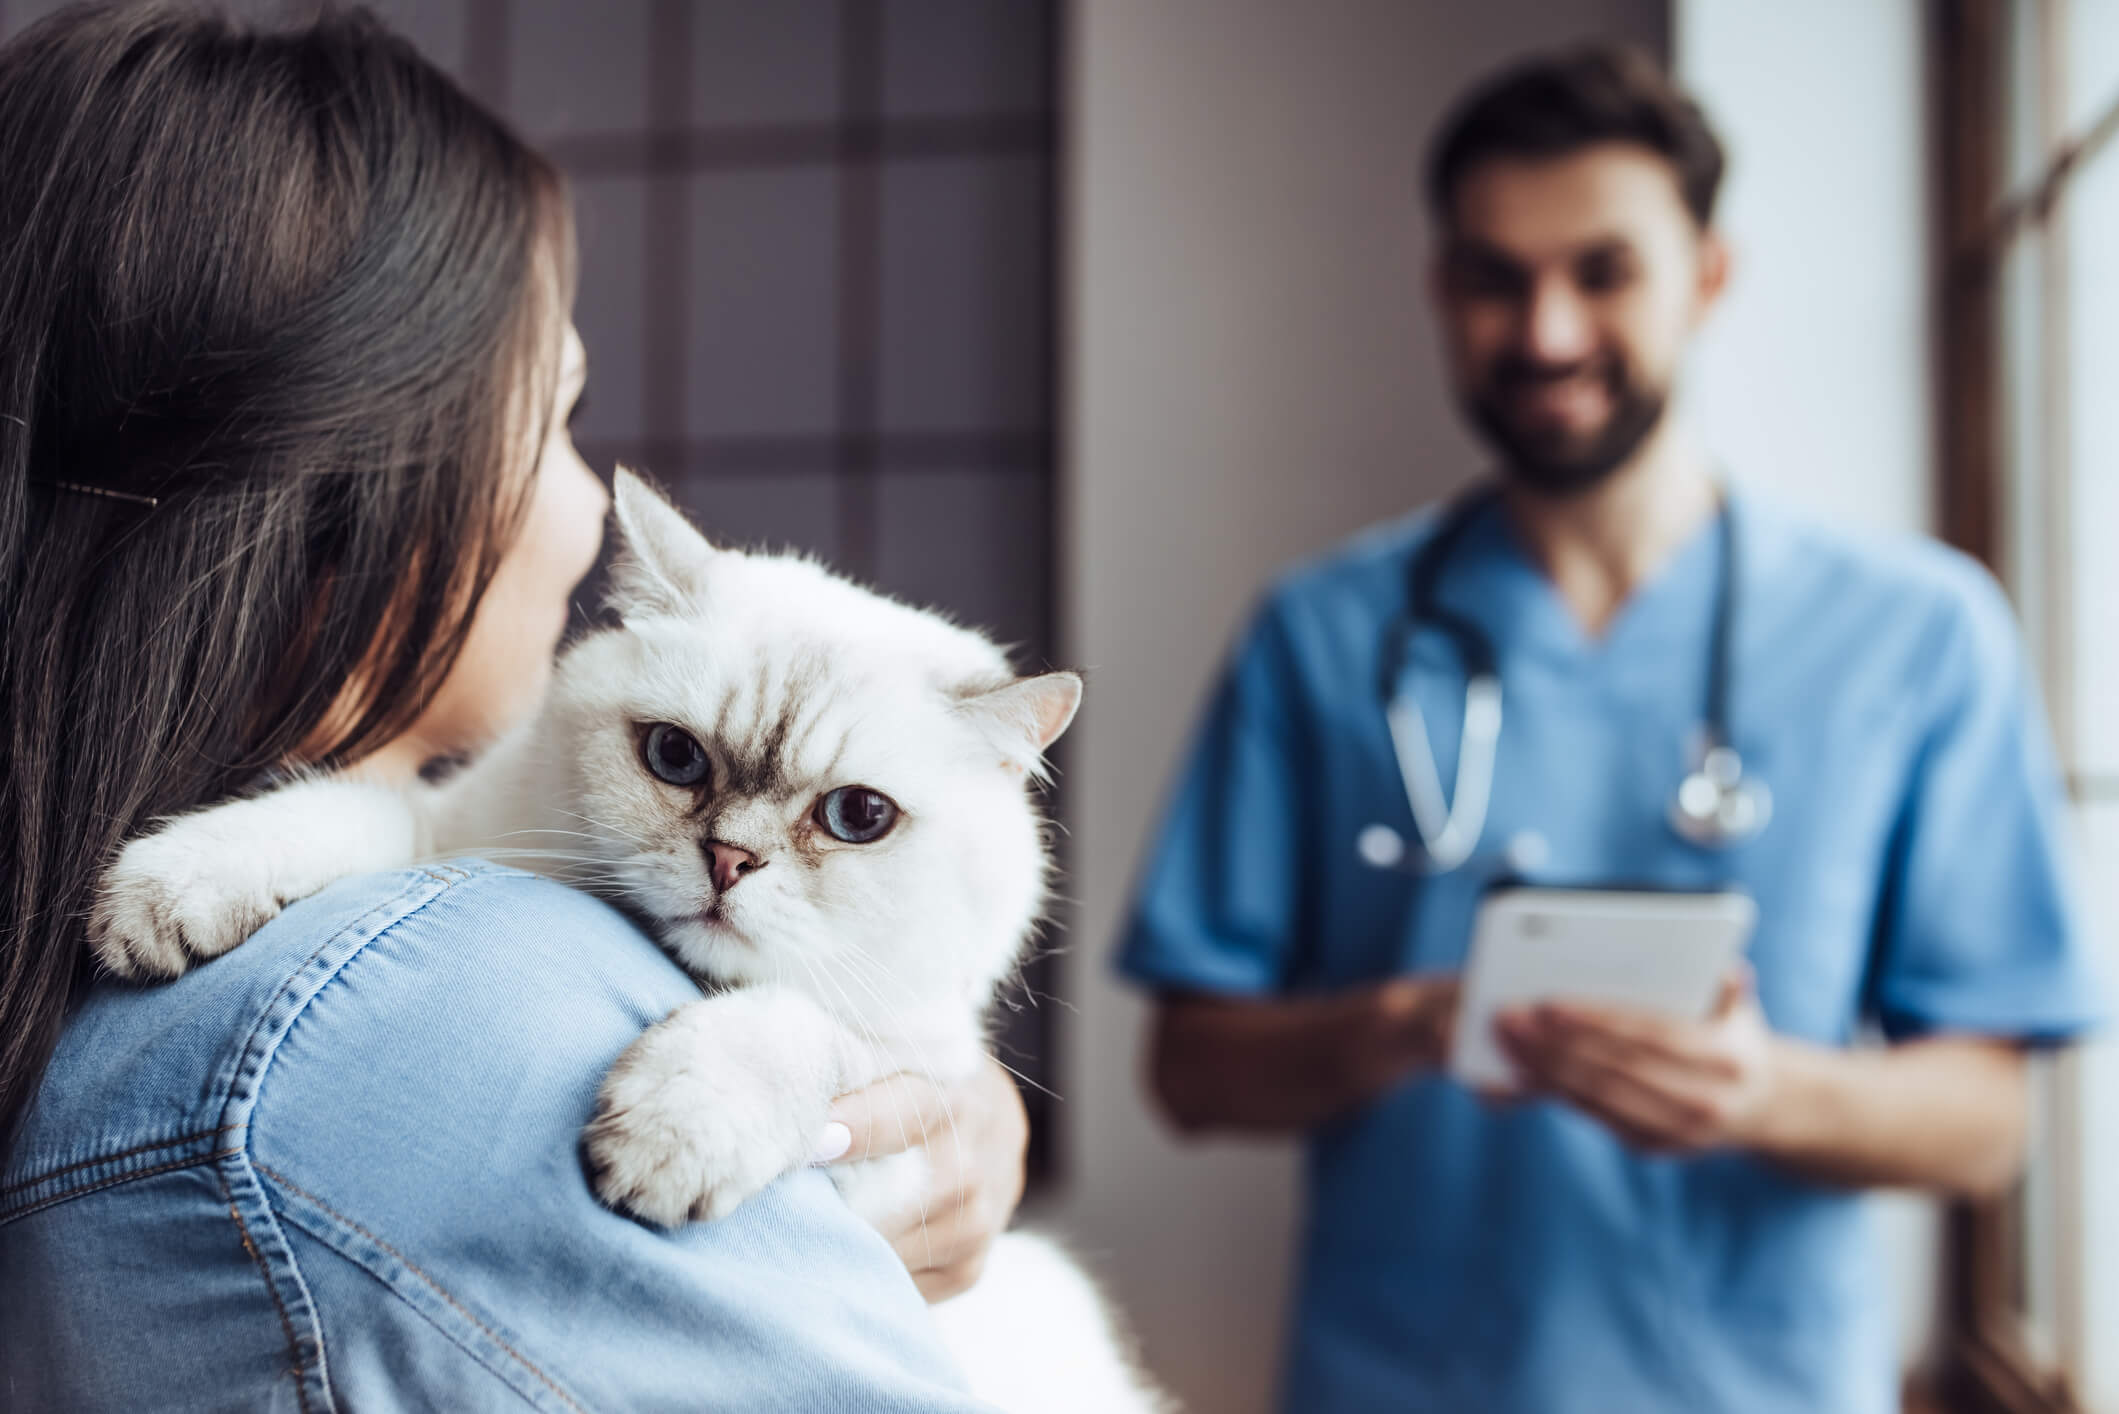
top-left (1668, 743), bottom-right (1772, 848)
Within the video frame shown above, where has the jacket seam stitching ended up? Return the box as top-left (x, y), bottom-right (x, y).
top-left (217, 865), bottom-right (509, 1118)
top-left (255, 1161), bottom-right (591, 1414)
top-left (217, 872), bottom-right (462, 1119)
top-left (2, 868), bottom-right (501, 1201)
top-left (0, 1123), bottom-right (246, 1197)
top-left (206, 869), bottom-right (488, 1406)
top-left (270, 1205), bottom-right (549, 1414)
top-left (0, 1148), bottom-right (240, 1224)
top-left (220, 1164), bottom-right (314, 1414)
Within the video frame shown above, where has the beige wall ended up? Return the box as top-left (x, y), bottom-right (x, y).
top-left (1051, 4), bottom-right (1666, 1410)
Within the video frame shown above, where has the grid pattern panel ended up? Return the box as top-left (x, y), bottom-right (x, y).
top-left (517, 2), bottom-right (1058, 592)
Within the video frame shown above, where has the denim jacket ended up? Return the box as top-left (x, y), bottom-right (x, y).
top-left (0, 861), bottom-right (987, 1412)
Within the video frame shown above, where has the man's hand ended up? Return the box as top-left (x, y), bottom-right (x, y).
top-left (1376, 972), bottom-right (1462, 1073)
top-left (1495, 969), bottom-right (1778, 1154)
top-left (821, 1056), bottom-right (1029, 1302)
top-left (1490, 969), bottom-right (2030, 1196)
top-left (1152, 973), bottom-right (1460, 1134)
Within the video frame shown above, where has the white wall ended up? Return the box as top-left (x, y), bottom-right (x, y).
top-left (1054, 5), bottom-right (1666, 1410)
top-left (2047, 4), bottom-right (2119, 1399)
top-left (1675, 0), bottom-right (1935, 535)
top-left (1672, 0), bottom-right (1942, 1372)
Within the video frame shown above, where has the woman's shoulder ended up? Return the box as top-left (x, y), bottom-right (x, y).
top-left (4, 860), bottom-right (694, 1201)
top-left (4, 864), bottom-right (985, 1411)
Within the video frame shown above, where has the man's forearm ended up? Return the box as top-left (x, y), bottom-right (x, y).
top-left (1150, 977), bottom-right (1455, 1134)
top-left (1750, 1034), bottom-right (2028, 1198)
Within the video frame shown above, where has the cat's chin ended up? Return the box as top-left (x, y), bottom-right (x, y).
top-left (664, 908), bottom-right (743, 935)
top-left (651, 911), bottom-right (763, 977)
top-left (661, 913), bottom-right (749, 947)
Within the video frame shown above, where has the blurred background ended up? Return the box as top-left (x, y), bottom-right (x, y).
top-left (2, 1), bottom-right (2109, 1410)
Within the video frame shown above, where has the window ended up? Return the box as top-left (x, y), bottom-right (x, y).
top-left (1934, 1), bottom-right (2119, 1408)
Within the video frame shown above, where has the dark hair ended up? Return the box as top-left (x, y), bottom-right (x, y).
top-left (0, 4), bottom-right (573, 1157)
top-left (1425, 45), bottom-right (1726, 228)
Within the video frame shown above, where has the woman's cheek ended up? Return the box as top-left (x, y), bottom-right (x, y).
top-left (546, 445), bottom-right (612, 591)
top-left (414, 455), bottom-right (608, 753)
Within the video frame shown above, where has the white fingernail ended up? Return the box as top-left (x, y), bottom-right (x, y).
top-left (809, 1121), bottom-right (852, 1165)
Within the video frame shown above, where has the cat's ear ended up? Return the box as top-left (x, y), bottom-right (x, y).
top-left (607, 466), bottom-right (715, 619)
top-left (956, 671), bottom-right (1082, 779)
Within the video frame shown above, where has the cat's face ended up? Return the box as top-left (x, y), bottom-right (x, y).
top-left (543, 471), bottom-right (1078, 1023)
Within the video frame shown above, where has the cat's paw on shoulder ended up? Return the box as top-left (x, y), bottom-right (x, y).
top-left (582, 1005), bottom-right (819, 1228)
top-left (89, 827), bottom-right (285, 981)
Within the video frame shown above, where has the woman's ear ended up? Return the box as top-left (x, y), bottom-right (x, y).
top-left (956, 671), bottom-right (1083, 778)
top-left (606, 466), bottom-right (715, 619)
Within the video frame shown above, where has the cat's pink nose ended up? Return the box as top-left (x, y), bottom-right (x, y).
top-left (704, 839), bottom-right (765, 894)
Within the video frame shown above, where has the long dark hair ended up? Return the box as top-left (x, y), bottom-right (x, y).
top-left (0, 4), bottom-right (573, 1158)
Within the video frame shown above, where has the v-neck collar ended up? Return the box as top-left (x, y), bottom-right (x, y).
top-left (1430, 492), bottom-right (1729, 670)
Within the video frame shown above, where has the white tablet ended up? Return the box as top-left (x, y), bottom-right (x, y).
top-left (1449, 886), bottom-right (1757, 1092)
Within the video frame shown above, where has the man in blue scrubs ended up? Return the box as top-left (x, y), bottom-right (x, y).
top-left (1118, 47), bottom-right (2102, 1413)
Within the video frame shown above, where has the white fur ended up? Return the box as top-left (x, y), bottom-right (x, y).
top-left (935, 1235), bottom-right (1178, 1414)
top-left (583, 983), bottom-right (855, 1227)
top-left (89, 468), bottom-right (1168, 1413)
top-left (90, 775), bottom-right (421, 979)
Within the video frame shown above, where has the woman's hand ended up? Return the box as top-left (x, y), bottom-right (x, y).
top-left (820, 1056), bottom-right (1029, 1301)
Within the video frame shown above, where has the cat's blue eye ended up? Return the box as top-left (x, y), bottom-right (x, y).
top-left (817, 786), bottom-right (899, 844)
top-left (642, 722), bottom-right (710, 788)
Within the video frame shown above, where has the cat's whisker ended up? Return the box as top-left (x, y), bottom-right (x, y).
top-left (813, 959), bottom-right (915, 1123)
top-left (820, 949), bottom-right (974, 1243)
top-left (464, 848), bottom-right (643, 884)
top-left (470, 846), bottom-right (620, 863)
top-left (798, 952), bottom-right (964, 1261)
top-left (548, 806), bottom-right (658, 850)
top-left (789, 949), bottom-right (885, 1083)
top-left (743, 918), bottom-right (987, 1248)
top-left (1010, 980), bottom-right (1078, 1016)
top-left (839, 933), bottom-right (1056, 1137)
top-left (468, 856), bottom-right (625, 873)
top-left (986, 1053), bottom-right (1065, 1105)
top-left (804, 954), bottom-right (946, 1253)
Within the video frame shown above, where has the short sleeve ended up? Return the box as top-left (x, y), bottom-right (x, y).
top-left (1116, 599), bottom-right (1314, 996)
top-left (1867, 574), bottom-right (2107, 1042)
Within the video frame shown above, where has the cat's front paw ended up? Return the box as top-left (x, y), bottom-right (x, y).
top-left (582, 999), bottom-right (825, 1228)
top-left (90, 828), bottom-right (285, 981)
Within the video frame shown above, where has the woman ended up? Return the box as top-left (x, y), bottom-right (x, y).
top-left (0, 6), bottom-right (1022, 1408)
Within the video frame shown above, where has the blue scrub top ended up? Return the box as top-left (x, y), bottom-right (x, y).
top-left (1117, 491), bottom-right (2103, 1414)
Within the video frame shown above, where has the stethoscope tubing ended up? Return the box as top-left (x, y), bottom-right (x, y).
top-left (1369, 483), bottom-right (1766, 875)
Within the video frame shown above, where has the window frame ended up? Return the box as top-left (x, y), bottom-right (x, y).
top-left (1929, 1), bottom-right (2117, 1408)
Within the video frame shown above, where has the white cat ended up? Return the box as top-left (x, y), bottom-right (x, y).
top-left (91, 468), bottom-right (1169, 1414)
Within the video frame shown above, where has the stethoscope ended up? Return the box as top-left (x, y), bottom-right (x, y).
top-left (1356, 485), bottom-right (1772, 876)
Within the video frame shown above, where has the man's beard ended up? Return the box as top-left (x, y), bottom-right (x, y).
top-left (1465, 353), bottom-right (1668, 497)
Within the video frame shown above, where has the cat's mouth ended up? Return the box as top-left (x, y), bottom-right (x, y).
top-left (659, 906), bottom-right (752, 948)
